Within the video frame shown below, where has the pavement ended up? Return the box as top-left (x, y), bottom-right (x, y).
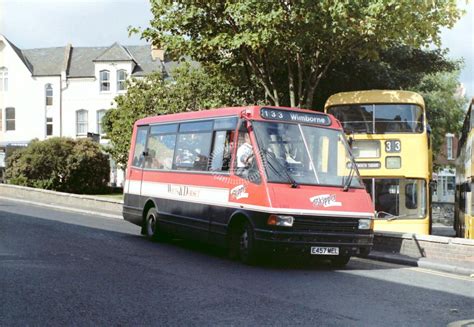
top-left (367, 251), bottom-right (474, 277)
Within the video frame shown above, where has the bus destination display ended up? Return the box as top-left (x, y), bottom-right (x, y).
top-left (260, 108), bottom-right (331, 126)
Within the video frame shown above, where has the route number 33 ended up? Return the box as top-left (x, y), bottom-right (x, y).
top-left (385, 140), bottom-right (401, 153)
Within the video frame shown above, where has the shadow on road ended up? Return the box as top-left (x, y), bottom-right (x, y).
top-left (1, 204), bottom-right (397, 272)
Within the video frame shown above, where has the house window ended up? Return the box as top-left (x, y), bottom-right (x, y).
top-left (76, 109), bottom-right (88, 135)
top-left (100, 70), bottom-right (110, 92)
top-left (117, 70), bottom-right (127, 91)
top-left (0, 67), bottom-right (7, 91)
top-left (46, 117), bottom-right (53, 136)
top-left (5, 107), bottom-right (15, 131)
top-left (96, 109), bottom-right (107, 135)
top-left (446, 134), bottom-right (454, 160)
top-left (45, 84), bottom-right (53, 106)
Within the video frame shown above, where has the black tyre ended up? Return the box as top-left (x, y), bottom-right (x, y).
top-left (144, 207), bottom-right (162, 241)
top-left (238, 221), bottom-right (258, 265)
top-left (329, 255), bottom-right (350, 268)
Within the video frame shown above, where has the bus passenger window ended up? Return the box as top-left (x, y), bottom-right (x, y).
top-left (132, 126), bottom-right (148, 168)
top-left (146, 133), bottom-right (177, 170)
top-left (209, 130), bottom-right (234, 172)
top-left (174, 132), bottom-right (212, 171)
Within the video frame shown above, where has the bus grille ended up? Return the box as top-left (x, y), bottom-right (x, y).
top-left (292, 217), bottom-right (359, 233)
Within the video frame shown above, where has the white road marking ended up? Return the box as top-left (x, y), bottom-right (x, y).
top-left (0, 196), bottom-right (123, 220)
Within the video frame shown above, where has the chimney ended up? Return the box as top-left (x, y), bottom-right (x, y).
top-left (151, 45), bottom-right (165, 61)
top-left (62, 43), bottom-right (72, 74)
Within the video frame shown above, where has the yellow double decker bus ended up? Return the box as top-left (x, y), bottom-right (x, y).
top-left (455, 97), bottom-right (474, 239)
top-left (325, 90), bottom-right (432, 235)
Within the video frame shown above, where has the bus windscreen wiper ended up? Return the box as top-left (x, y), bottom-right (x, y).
top-left (262, 149), bottom-right (299, 188)
top-left (342, 162), bottom-right (355, 192)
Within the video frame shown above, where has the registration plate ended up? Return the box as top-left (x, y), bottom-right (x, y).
top-left (311, 247), bottom-right (339, 255)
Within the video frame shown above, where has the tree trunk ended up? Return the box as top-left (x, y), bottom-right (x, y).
top-left (287, 52), bottom-right (296, 107)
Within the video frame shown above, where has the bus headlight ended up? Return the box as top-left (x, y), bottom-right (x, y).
top-left (267, 215), bottom-right (294, 227)
top-left (386, 156), bottom-right (401, 169)
top-left (358, 219), bottom-right (373, 230)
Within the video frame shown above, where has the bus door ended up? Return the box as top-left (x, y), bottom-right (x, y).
top-left (208, 120), bottom-right (266, 238)
top-left (127, 125), bottom-right (149, 209)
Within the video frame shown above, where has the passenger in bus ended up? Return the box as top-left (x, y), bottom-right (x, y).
top-left (237, 133), bottom-right (253, 168)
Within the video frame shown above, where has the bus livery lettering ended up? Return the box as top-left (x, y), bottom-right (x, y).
top-left (230, 184), bottom-right (249, 200)
top-left (310, 194), bottom-right (342, 208)
top-left (167, 184), bottom-right (201, 198)
top-left (260, 108), bottom-right (331, 125)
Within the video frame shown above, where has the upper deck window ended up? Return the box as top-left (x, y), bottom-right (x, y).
top-left (328, 104), bottom-right (424, 134)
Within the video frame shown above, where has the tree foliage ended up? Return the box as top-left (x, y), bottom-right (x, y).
top-left (412, 70), bottom-right (467, 158)
top-left (103, 63), bottom-right (257, 167)
top-left (313, 46), bottom-right (460, 108)
top-left (136, 0), bottom-right (462, 109)
top-left (6, 138), bottom-right (110, 194)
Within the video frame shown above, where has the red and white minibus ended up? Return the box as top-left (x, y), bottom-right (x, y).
top-left (123, 106), bottom-right (374, 266)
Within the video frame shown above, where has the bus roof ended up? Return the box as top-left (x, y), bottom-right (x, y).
top-left (324, 90), bottom-right (425, 109)
top-left (135, 106), bottom-right (341, 129)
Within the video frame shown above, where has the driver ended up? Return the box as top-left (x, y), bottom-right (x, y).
top-left (237, 133), bottom-right (254, 168)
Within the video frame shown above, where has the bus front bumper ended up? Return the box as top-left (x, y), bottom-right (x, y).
top-left (254, 229), bottom-right (373, 257)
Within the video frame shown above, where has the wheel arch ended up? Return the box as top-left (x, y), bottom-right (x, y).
top-left (227, 210), bottom-right (253, 237)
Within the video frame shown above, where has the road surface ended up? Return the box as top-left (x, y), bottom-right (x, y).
top-left (0, 198), bottom-right (472, 326)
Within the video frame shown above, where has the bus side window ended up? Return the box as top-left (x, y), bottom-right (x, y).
top-left (234, 128), bottom-right (260, 184)
top-left (209, 130), bottom-right (234, 172)
top-left (174, 132), bottom-right (212, 171)
top-left (173, 121), bottom-right (213, 171)
top-left (132, 126), bottom-right (148, 168)
top-left (146, 133), bottom-right (177, 170)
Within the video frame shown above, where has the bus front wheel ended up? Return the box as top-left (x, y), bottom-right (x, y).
top-left (329, 255), bottom-right (351, 268)
top-left (230, 221), bottom-right (258, 265)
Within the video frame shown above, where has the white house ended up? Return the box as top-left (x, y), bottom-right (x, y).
top-left (0, 35), bottom-right (171, 186)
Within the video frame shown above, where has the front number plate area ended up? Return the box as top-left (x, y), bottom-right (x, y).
top-left (311, 247), bottom-right (339, 255)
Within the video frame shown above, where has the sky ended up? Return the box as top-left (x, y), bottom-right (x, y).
top-left (0, 0), bottom-right (473, 98)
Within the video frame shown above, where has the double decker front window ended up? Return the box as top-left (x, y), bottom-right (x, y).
top-left (252, 121), bottom-right (363, 188)
top-left (364, 178), bottom-right (427, 219)
top-left (328, 104), bottom-right (424, 134)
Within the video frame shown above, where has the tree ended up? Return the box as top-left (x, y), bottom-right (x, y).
top-left (5, 137), bottom-right (110, 194)
top-left (412, 70), bottom-right (467, 158)
top-left (103, 63), bottom-right (257, 167)
top-left (313, 46), bottom-right (460, 108)
top-left (136, 0), bottom-right (462, 109)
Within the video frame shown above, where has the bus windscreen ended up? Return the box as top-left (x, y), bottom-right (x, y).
top-left (328, 104), bottom-right (424, 134)
top-left (253, 121), bottom-right (363, 188)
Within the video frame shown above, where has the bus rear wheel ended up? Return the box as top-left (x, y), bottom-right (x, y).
top-left (144, 207), bottom-right (163, 241)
